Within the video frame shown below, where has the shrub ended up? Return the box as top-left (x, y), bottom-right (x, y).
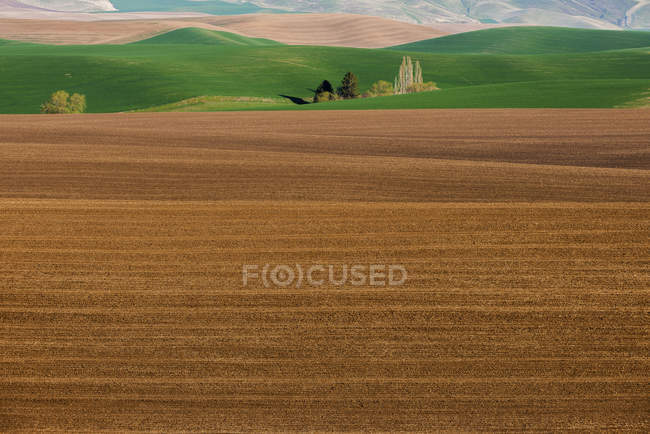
top-left (364, 80), bottom-right (394, 98)
top-left (41, 90), bottom-right (87, 114)
top-left (69, 93), bottom-right (87, 113)
top-left (409, 82), bottom-right (439, 93)
top-left (40, 90), bottom-right (70, 114)
top-left (314, 91), bottom-right (339, 103)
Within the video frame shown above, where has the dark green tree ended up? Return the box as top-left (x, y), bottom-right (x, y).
top-left (315, 80), bottom-right (334, 95)
top-left (337, 72), bottom-right (360, 99)
top-left (313, 80), bottom-right (338, 103)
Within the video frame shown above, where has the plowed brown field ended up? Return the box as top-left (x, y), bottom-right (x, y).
top-left (0, 13), bottom-right (450, 47)
top-left (1, 110), bottom-right (648, 431)
top-left (0, 18), bottom-right (217, 44)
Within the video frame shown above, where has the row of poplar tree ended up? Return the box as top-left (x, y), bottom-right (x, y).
top-left (313, 57), bottom-right (438, 103)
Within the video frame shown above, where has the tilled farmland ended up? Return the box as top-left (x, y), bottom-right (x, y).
top-left (1, 110), bottom-right (648, 431)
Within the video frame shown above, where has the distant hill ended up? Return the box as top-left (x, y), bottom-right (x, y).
top-left (0, 13), bottom-right (448, 48)
top-left (7, 1), bottom-right (650, 29)
top-left (12, 0), bottom-right (115, 12)
top-left (133, 27), bottom-right (282, 46)
top-left (4, 0), bottom-right (279, 14)
top-left (392, 27), bottom-right (650, 55)
top-left (234, 0), bottom-right (650, 29)
top-left (197, 14), bottom-right (448, 48)
top-left (0, 30), bottom-right (648, 113)
top-left (109, 0), bottom-right (273, 15)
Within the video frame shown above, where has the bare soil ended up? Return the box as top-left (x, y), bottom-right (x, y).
top-left (0, 110), bottom-right (648, 431)
top-left (0, 13), bottom-right (465, 47)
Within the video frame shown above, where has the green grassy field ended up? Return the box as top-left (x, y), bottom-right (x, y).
top-left (134, 95), bottom-right (294, 112)
top-left (391, 26), bottom-right (650, 54)
top-left (0, 27), bottom-right (648, 113)
top-left (132, 28), bottom-right (283, 47)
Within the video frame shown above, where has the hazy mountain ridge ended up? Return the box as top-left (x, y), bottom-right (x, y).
top-left (17, 0), bottom-right (115, 11)
top-left (239, 0), bottom-right (648, 28)
top-left (6, 0), bottom-right (650, 29)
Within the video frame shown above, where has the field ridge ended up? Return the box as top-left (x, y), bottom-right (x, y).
top-left (391, 26), bottom-right (650, 54)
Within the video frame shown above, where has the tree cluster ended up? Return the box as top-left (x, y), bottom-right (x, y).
top-left (325, 57), bottom-right (438, 101)
top-left (41, 90), bottom-right (87, 114)
top-left (394, 56), bottom-right (438, 95)
top-left (313, 72), bottom-right (360, 103)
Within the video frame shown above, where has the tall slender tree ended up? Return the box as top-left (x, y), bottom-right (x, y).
top-left (414, 60), bottom-right (423, 87)
top-left (338, 72), bottom-right (360, 99)
top-left (395, 56), bottom-right (425, 94)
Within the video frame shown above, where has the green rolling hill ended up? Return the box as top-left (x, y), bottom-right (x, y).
top-left (132, 28), bottom-right (283, 47)
top-left (391, 27), bottom-right (650, 54)
top-left (0, 27), bottom-right (648, 113)
top-left (296, 80), bottom-right (650, 110)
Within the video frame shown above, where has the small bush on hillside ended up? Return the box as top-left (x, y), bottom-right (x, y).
top-left (410, 82), bottom-right (439, 93)
top-left (314, 91), bottom-right (339, 103)
top-left (40, 90), bottom-right (70, 114)
top-left (41, 90), bottom-right (87, 114)
top-left (364, 80), bottom-right (394, 98)
top-left (69, 92), bottom-right (87, 113)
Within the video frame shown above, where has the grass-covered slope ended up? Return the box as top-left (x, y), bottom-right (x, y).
top-left (392, 27), bottom-right (650, 54)
top-left (136, 80), bottom-right (649, 112)
top-left (0, 27), bottom-right (648, 113)
top-left (133, 28), bottom-right (282, 47)
top-left (298, 80), bottom-right (650, 110)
